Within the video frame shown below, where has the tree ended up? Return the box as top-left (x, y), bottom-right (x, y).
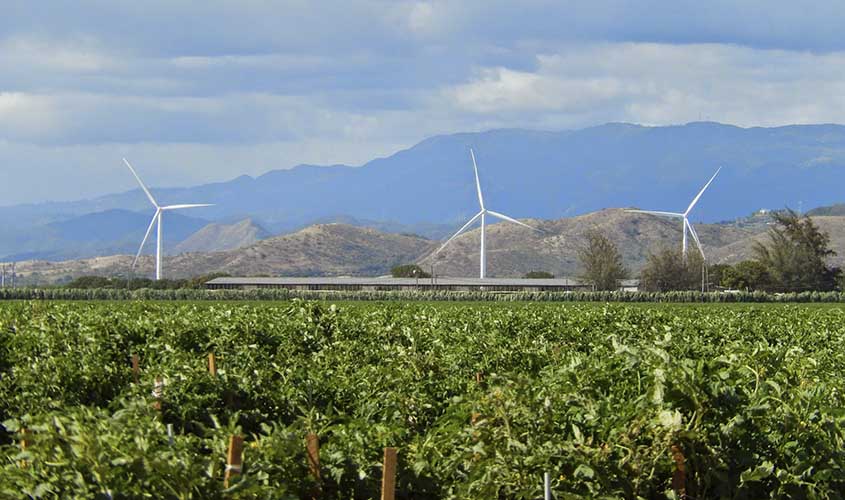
top-left (390, 264), bottom-right (431, 278)
top-left (524, 271), bottom-right (554, 279)
top-left (707, 263), bottom-right (732, 289)
top-left (720, 260), bottom-right (770, 291)
top-left (577, 229), bottom-right (628, 291)
top-left (65, 276), bottom-right (115, 289)
top-left (753, 209), bottom-right (840, 292)
top-left (639, 246), bottom-right (704, 292)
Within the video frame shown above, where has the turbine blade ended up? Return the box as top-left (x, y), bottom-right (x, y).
top-left (132, 210), bottom-right (159, 270)
top-left (123, 158), bottom-right (158, 208)
top-left (470, 148), bottom-right (484, 210)
top-left (625, 209), bottom-right (684, 218)
top-left (685, 166), bottom-right (722, 215)
top-left (486, 210), bottom-right (541, 232)
top-left (686, 219), bottom-right (705, 259)
top-left (435, 211), bottom-right (483, 255)
top-left (160, 203), bottom-right (214, 211)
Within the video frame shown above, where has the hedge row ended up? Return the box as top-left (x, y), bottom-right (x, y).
top-left (2, 287), bottom-right (845, 302)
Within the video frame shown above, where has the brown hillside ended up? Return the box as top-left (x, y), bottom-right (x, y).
top-left (11, 212), bottom-right (845, 285)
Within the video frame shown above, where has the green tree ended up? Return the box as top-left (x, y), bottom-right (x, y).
top-left (639, 246), bottom-right (704, 292)
top-left (720, 260), bottom-right (770, 291)
top-left (390, 264), bottom-right (431, 278)
top-left (707, 263), bottom-right (732, 288)
top-left (577, 229), bottom-right (629, 291)
top-left (65, 276), bottom-right (116, 289)
top-left (753, 209), bottom-right (840, 292)
top-left (523, 271), bottom-right (554, 279)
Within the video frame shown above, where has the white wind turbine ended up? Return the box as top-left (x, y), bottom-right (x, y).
top-left (626, 167), bottom-right (721, 259)
top-left (124, 159), bottom-right (214, 280)
top-left (434, 148), bottom-right (540, 279)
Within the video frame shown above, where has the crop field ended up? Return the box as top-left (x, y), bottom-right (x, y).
top-left (1, 301), bottom-right (844, 499)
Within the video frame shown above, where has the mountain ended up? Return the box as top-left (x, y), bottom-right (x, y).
top-left (0, 209), bottom-right (209, 261)
top-left (4, 122), bottom-right (845, 261)
top-left (807, 204), bottom-right (845, 216)
top-left (301, 215), bottom-right (447, 240)
top-left (173, 219), bottom-right (270, 254)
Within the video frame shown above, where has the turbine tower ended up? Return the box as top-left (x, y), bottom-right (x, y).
top-left (124, 159), bottom-right (213, 280)
top-left (434, 148), bottom-right (540, 279)
top-left (626, 167), bottom-right (721, 259)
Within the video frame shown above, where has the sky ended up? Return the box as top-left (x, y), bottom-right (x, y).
top-left (2, 0), bottom-right (845, 205)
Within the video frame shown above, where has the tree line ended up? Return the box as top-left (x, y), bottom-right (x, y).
top-left (63, 273), bottom-right (230, 290)
top-left (577, 209), bottom-right (842, 292)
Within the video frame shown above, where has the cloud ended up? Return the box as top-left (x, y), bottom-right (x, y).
top-left (0, 36), bottom-right (115, 72)
top-left (448, 43), bottom-right (845, 128)
top-left (4, 1), bottom-right (845, 204)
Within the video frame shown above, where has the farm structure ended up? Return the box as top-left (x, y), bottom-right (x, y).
top-left (205, 276), bottom-right (640, 292)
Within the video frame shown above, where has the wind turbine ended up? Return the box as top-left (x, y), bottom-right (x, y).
top-left (434, 148), bottom-right (540, 279)
top-left (123, 159), bottom-right (213, 280)
top-left (626, 167), bottom-right (721, 259)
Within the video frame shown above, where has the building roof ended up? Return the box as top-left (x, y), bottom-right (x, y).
top-left (206, 276), bottom-right (592, 287)
top-left (207, 277), bottom-right (640, 287)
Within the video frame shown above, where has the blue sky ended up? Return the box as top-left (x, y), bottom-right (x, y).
top-left (2, 1), bottom-right (845, 205)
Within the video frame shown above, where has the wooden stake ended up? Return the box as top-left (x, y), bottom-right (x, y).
top-left (19, 428), bottom-right (30, 468)
top-left (475, 372), bottom-right (483, 384)
top-left (306, 433), bottom-right (321, 482)
top-left (131, 354), bottom-right (140, 383)
top-left (208, 353), bottom-right (217, 376)
top-left (671, 444), bottom-right (686, 497)
top-left (381, 447), bottom-right (398, 500)
top-left (152, 376), bottom-right (163, 411)
top-left (224, 435), bottom-right (244, 488)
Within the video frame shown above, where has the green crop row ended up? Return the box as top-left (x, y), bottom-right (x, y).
top-left (1, 301), bottom-right (844, 498)
top-left (5, 287), bottom-right (845, 302)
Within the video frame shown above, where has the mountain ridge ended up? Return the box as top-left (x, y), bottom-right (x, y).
top-left (3, 122), bottom-right (845, 261)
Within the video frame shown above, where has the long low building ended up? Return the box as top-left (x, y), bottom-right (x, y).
top-left (205, 276), bottom-right (608, 292)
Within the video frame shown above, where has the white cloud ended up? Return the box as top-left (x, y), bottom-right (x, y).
top-left (447, 43), bottom-right (845, 128)
top-left (0, 36), bottom-right (117, 73)
top-left (450, 66), bottom-right (622, 113)
top-left (6, 2), bottom-right (845, 204)
top-left (0, 93), bottom-right (62, 138)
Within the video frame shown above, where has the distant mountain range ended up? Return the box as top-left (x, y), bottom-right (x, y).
top-left (3, 121), bottom-right (845, 262)
top-left (2, 209), bottom-right (209, 262)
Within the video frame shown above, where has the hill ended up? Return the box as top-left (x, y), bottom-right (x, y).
top-left (10, 224), bottom-right (437, 285)
top-left (417, 209), bottom-right (761, 278)
top-left (173, 219), bottom-right (270, 254)
top-left (10, 212), bottom-right (845, 287)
